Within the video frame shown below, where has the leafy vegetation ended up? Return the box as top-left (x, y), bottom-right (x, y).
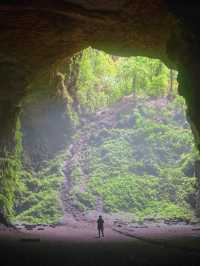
top-left (13, 152), bottom-right (68, 224)
top-left (69, 97), bottom-right (197, 221)
top-left (77, 48), bottom-right (178, 113)
top-left (0, 118), bottom-right (23, 218)
top-left (13, 48), bottom-right (198, 223)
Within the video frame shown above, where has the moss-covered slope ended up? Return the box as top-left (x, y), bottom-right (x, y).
top-left (68, 96), bottom-right (197, 221)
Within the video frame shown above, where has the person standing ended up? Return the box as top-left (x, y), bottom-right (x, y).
top-left (97, 215), bottom-right (104, 238)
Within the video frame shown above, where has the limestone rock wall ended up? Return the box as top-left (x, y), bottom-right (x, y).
top-left (1, 1), bottom-right (200, 216)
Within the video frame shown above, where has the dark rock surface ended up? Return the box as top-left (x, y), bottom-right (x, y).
top-left (0, 1), bottom-right (199, 153)
top-left (1, 1), bottom-right (200, 219)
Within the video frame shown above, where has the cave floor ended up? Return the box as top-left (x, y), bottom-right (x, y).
top-left (1, 222), bottom-right (200, 266)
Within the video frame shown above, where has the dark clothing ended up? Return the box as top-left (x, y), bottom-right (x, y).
top-left (97, 217), bottom-right (104, 237)
top-left (97, 218), bottom-right (104, 229)
top-left (98, 227), bottom-right (104, 238)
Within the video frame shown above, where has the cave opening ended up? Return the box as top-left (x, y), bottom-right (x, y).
top-left (1, 1), bottom-right (200, 265)
top-left (11, 48), bottom-right (198, 231)
top-left (1, 47), bottom-right (199, 266)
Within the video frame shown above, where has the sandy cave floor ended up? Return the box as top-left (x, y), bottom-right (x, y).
top-left (1, 220), bottom-right (200, 266)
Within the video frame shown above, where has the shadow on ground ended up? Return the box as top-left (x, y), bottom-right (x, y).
top-left (1, 227), bottom-right (200, 266)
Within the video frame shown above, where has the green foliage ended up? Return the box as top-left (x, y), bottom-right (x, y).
top-left (14, 152), bottom-right (67, 224)
top-left (69, 98), bottom-right (197, 221)
top-left (76, 48), bottom-right (178, 112)
top-left (0, 118), bottom-right (23, 218)
top-left (13, 49), bottom-right (196, 224)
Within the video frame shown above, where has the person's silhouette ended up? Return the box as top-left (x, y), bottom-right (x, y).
top-left (97, 215), bottom-right (104, 238)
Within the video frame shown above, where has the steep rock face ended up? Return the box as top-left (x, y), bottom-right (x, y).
top-left (1, 1), bottom-right (200, 216)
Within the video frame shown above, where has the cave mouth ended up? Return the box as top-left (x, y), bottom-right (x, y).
top-left (1, 47), bottom-right (200, 266)
top-left (12, 48), bottom-right (198, 229)
top-left (1, 2), bottom-right (200, 265)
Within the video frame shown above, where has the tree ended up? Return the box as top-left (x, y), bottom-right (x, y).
top-left (168, 69), bottom-right (177, 100)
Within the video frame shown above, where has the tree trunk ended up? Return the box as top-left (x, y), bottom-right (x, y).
top-left (132, 73), bottom-right (137, 96)
top-left (168, 69), bottom-right (174, 100)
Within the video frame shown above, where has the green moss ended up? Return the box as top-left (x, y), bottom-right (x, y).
top-left (75, 192), bottom-right (96, 210)
top-left (0, 118), bottom-right (24, 218)
top-left (14, 151), bottom-right (66, 224)
top-left (69, 98), bottom-right (197, 222)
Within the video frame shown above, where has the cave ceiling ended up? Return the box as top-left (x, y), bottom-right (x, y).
top-left (0, 1), bottom-right (200, 144)
top-left (0, 0), bottom-right (180, 77)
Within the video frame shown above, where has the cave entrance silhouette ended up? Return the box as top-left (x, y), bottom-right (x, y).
top-left (1, 52), bottom-right (200, 266)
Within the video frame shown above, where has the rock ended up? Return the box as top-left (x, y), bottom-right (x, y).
top-left (1, 1), bottom-right (200, 224)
